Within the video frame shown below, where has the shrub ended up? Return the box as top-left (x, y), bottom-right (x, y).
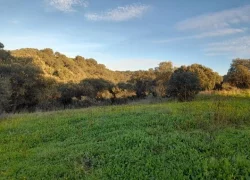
top-left (0, 42), bottom-right (4, 49)
top-left (167, 70), bottom-right (200, 101)
top-left (226, 59), bottom-right (250, 89)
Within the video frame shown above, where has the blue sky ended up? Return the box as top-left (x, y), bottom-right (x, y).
top-left (1, 0), bottom-right (250, 75)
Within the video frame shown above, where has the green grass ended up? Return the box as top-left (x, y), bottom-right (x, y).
top-left (1, 95), bottom-right (250, 179)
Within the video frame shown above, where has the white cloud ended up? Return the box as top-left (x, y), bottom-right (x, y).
top-left (194, 28), bottom-right (246, 38)
top-left (85, 4), bottom-right (150, 22)
top-left (204, 36), bottom-right (250, 56)
top-left (154, 5), bottom-right (250, 44)
top-left (47, 0), bottom-right (88, 12)
top-left (176, 5), bottom-right (250, 31)
top-left (159, 5), bottom-right (250, 57)
top-left (154, 28), bottom-right (246, 43)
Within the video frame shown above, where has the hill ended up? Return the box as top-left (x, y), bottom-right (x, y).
top-left (1, 95), bottom-right (250, 179)
top-left (11, 48), bottom-right (132, 83)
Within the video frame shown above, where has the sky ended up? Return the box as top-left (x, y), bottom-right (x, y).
top-left (1, 0), bottom-right (250, 75)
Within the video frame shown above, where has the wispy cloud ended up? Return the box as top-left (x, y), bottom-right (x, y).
top-left (194, 28), bottom-right (246, 38)
top-left (176, 5), bottom-right (250, 31)
top-left (47, 0), bottom-right (88, 12)
top-left (154, 28), bottom-right (246, 43)
top-left (154, 5), bottom-right (250, 44)
top-left (204, 36), bottom-right (250, 56)
top-left (85, 4), bottom-right (150, 22)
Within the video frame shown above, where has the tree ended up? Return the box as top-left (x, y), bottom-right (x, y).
top-left (132, 78), bottom-right (150, 98)
top-left (0, 49), bottom-right (12, 62)
top-left (58, 83), bottom-right (76, 108)
top-left (75, 55), bottom-right (85, 61)
top-left (226, 59), bottom-right (250, 89)
top-left (153, 61), bottom-right (174, 97)
top-left (8, 64), bottom-right (57, 112)
top-left (214, 82), bottom-right (223, 91)
top-left (0, 49), bottom-right (58, 112)
top-left (11, 48), bottom-right (131, 84)
top-left (155, 61), bottom-right (173, 73)
top-left (134, 79), bottom-right (151, 98)
top-left (117, 82), bottom-right (134, 91)
top-left (0, 42), bottom-right (4, 49)
top-left (167, 68), bottom-right (200, 101)
top-left (0, 77), bottom-right (11, 114)
top-left (80, 79), bottom-right (114, 98)
top-left (186, 64), bottom-right (222, 90)
top-left (129, 70), bottom-right (155, 98)
top-left (41, 48), bottom-right (54, 55)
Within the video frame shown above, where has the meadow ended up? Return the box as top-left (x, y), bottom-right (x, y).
top-left (1, 94), bottom-right (250, 179)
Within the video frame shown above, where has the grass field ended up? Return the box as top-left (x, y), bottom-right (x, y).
top-left (1, 95), bottom-right (250, 179)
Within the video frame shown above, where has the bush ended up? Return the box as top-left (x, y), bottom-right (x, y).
top-left (0, 42), bottom-right (4, 49)
top-left (226, 59), bottom-right (250, 89)
top-left (167, 71), bottom-right (200, 101)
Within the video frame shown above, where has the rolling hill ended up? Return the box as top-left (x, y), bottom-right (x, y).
top-left (11, 48), bottom-right (132, 83)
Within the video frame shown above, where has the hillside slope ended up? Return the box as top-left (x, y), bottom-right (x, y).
top-left (1, 95), bottom-right (250, 179)
top-left (11, 48), bottom-right (132, 83)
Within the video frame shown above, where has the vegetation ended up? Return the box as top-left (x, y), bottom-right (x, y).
top-left (0, 49), bottom-right (58, 113)
top-left (0, 42), bottom-right (4, 49)
top-left (186, 64), bottom-right (222, 90)
top-left (167, 70), bottom-right (200, 101)
top-left (0, 47), bottom-right (172, 113)
top-left (1, 44), bottom-right (250, 113)
top-left (225, 59), bottom-right (250, 89)
top-left (1, 41), bottom-right (250, 179)
top-left (11, 48), bottom-right (130, 83)
top-left (153, 62), bottom-right (174, 97)
top-left (1, 95), bottom-right (250, 179)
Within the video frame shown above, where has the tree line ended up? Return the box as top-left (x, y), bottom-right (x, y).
top-left (0, 42), bottom-right (249, 114)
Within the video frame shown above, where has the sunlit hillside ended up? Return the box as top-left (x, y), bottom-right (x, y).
top-left (12, 48), bottom-right (131, 83)
top-left (1, 0), bottom-right (250, 179)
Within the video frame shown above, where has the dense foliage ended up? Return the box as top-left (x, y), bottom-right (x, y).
top-left (1, 41), bottom-right (250, 113)
top-left (186, 64), bottom-right (222, 90)
top-left (225, 59), bottom-right (250, 89)
top-left (0, 42), bottom-right (4, 49)
top-left (11, 48), bottom-right (130, 83)
top-left (167, 67), bottom-right (201, 101)
top-left (0, 50), bottom-right (57, 113)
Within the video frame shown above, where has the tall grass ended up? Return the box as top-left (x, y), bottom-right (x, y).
top-left (216, 89), bottom-right (250, 97)
top-left (200, 88), bottom-right (250, 98)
